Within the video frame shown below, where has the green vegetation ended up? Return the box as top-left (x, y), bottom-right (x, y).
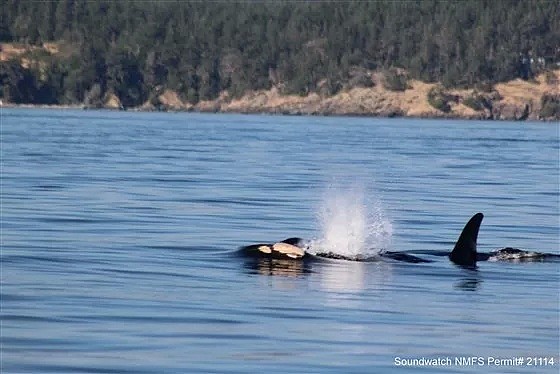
top-left (540, 94), bottom-right (560, 119)
top-left (463, 93), bottom-right (491, 111)
top-left (382, 69), bottom-right (409, 92)
top-left (1, 0), bottom-right (559, 107)
top-left (427, 87), bottom-right (454, 113)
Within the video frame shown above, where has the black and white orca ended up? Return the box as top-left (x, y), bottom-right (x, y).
top-left (446, 213), bottom-right (559, 267)
top-left (239, 238), bottom-right (307, 260)
top-left (239, 213), bottom-right (559, 267)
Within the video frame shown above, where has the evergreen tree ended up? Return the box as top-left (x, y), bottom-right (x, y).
top-left (1, 0), bottom-right (558, 105)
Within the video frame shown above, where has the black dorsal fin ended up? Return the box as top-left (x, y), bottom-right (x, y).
top-left (281, 237), bottom-right (304, 247)
top-left (449, 213), bottom-right (484, 267)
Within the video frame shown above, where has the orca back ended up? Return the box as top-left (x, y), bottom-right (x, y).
top-left (449, 213), bottom-right (484, 267)
top-left (281, 237), bottom-right (305, 247)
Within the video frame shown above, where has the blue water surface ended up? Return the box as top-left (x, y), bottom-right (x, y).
top-left (2, 109), bottom-right (559, 373)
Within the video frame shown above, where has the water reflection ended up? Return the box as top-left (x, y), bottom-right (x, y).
top-left (454, 276), bottom-right (482, 291)
top-left (454, 270), bottom-right (483, 291)
top-left (319, 261), bottom-right (368, 293)
top-left (243, 257), bottom-right (314, 277)
top-left (316, 260), bottom-right (393, 309)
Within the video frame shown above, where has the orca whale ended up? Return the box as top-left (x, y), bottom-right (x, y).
top-left (448, 213), bottom-right (560, 267)
top-left (239, 213), bottom-right (559, 267)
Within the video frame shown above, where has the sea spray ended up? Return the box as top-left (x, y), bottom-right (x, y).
top-left (309, 183), bottom-right (393, 258)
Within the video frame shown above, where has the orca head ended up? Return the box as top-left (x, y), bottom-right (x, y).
top-left (239, 238), bottom-right (307, 260)
top-left (449, 213), bottom-right (484, 268)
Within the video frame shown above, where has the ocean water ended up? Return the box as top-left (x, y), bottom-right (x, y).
top-left (1, 109), bottom-right (558, 373)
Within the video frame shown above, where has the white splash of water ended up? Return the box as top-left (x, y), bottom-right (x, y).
top-left (309, 183), bottom-right (393, 258)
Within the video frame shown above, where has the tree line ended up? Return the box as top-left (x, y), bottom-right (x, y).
top-left (1, 0), bottom-right (558, 107)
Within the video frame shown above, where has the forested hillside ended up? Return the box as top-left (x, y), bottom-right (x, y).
top-left (1, 0), bottom-right (559, 108)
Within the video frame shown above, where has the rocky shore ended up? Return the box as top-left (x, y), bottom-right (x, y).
top-left (3, 70), bottom-right (559, 121)
top-left (134, 70), bottom-right (560, 121)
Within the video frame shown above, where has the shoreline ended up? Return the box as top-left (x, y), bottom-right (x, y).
top-left (2, 69), bottom-right (558, 122)
top-left (2, 102), bottom-right (557, 123)
top-left (0, 103), bottom-right (556, 122)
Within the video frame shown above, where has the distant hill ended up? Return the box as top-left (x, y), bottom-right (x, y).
top-left (1, 0), bottom-right (559, 118)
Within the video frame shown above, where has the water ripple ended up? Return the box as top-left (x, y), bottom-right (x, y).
top-left (2, 110), bottom-right (558, 373)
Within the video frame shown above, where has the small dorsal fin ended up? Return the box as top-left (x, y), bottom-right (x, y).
top-left (449, 213), bottom-right (484, 267)
top-left (281, 237), bottom-right (304, 247)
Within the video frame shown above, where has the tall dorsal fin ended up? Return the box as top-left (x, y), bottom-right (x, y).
top-left (449, 213), bottom-right (484, 267)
